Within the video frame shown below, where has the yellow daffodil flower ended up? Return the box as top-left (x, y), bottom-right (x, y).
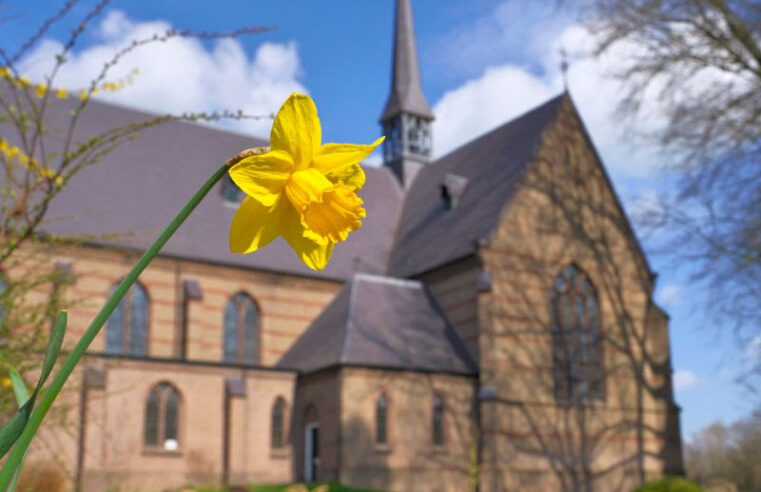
top-left (34, 83), bottom-right (47, 98)
top-left (55, 88), bottom-right (68, 99)
top-left (228, 93), bottom-right (383, 270)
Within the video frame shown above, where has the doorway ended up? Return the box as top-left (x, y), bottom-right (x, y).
top-left (304, 423), bottom-right (319, 482)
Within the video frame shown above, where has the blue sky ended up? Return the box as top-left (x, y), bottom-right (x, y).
top-left (1, 0), bottom-right (754, 438)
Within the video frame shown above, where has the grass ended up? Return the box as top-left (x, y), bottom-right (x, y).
top-left (194, 481), bottom-right (381, 492)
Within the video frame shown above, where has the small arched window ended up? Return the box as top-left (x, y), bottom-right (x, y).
top-left (106, 282), bottom-right (149, 356)
top-left (551, 265), bottom-right (604, 402)
top-left (223, 293), bottom-right (259, 364)
top-left (432, 395), bottom-right (444, 446)
top-left (375, 393), bottom-right (388, 445)
top-left (271, 397), bottom-right (286, 449)
top-left (144, 382), bottom-right (181, 451)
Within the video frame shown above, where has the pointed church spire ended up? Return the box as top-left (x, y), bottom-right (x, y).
top-left (381, 0), bottom-right (434, 188)
top-left (381, 0), bottom-right (433, 121)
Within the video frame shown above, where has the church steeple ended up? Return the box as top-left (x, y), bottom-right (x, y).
top-left (381, 0), bottom-right (434, 188)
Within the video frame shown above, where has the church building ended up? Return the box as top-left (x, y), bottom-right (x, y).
top-left (17, 1), bottom-right (683, 491)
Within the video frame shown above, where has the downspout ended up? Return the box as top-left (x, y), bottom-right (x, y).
top-left (222, 376), bottom-right (246, 487)
top-left (222, 384), bottom-right (231, 487)
top-left (75, 366), bottom-right (105, 491)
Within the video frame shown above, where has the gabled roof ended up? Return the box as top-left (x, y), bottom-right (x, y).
top-left (34, 98), bottom-right (402, 281)
top-left (276, 274), bottom-right (477, 375)
top-left (389, 94), bottom-right (566, 277)
top-left (380, 0), bottom-right (433, 121)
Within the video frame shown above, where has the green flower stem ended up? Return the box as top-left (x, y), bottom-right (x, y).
top-left (0, 163), bottom-right (230, 490)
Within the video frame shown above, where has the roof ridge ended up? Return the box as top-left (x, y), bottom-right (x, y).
top-left (354, 273), bottom-right (421, 289)
top-left (420, 284), bottom-right (478, 373)
top-left (388, 93), bottom-right (568, 277)
top-left (431, 92), bottom-right (566, 164)
top-left (479, 94), bottom-right (567, 248)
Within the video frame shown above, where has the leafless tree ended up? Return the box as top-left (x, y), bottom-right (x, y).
top-left (685, 408), bottom-right (761, 492)
top-left (579, 0), bottom-right (761, 390)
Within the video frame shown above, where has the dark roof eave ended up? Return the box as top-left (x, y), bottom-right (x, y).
top-left (85, 352), bottom-right (297, 373)
top-left (72, 238), bottom-right (347, 284)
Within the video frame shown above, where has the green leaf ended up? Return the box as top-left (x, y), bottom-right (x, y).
top-left (8, 369), bottom-right (29, 406)
top-left (5, 370), bottom-right (31, 492)
top-left (0, 311), bottom-right (66, 460)
top-left (34, 311), bottom-right (67, 394)
top-left (0, 399), bottom-right (33, 458)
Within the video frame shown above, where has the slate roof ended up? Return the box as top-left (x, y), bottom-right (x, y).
top-left (380, 0), bottom-right (433, 121)
top-left (276, 274), bottom-right (477, 375)
top-left (34, 98), bottom-right (402, 281)
top-left (389, 94), bottom-right (566, 277)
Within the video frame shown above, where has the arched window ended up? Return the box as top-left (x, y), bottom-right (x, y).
top-left (144, 382), bottom-right (181, 450)
top-left (432, 395), bottom-right (444, 446)
top-left (551, 265), bottom-right (604, 402)
top-left (271, 397), bottom-right (286, 449)
top-left (223, 293), bottom-right (259, 364)
top-left (106, 282), bottom-right (149, 356)
top-left (375, 393), bottom-right (388, 445)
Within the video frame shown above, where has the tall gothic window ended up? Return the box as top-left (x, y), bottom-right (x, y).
top-left (432, 395), bottom-right (444, 446)
top-left (106, 282), bottom-right (149, 356)
top-left (271, 397), bottom-right (286, 449)
top-left (223, 293), bottom-right (259, 364)
top-left (144, 382), bottom-right (181, 451)
top-left (551, 265), bottom-right (604, 402)
top-left (375, 393), bottom-right (388, 445)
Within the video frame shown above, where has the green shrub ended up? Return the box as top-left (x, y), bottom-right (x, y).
top-left (632, 476), bottom-right (703, 492)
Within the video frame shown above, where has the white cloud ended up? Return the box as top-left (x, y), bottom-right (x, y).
top-left (674, 369), bottom-right (700, 390)
top-left (429, 2), bottom-right (574, 80)
top-left (430, 8), bottom-right (670, 180)
top-left (363, 151), bottom-right (383, 167)
top-left (745, 335), bottom-right (761, 360)
top-left (658, 284), bottom-right (684, 307)
top-left (432, 65), bottom-right (558, 158)
top-left (18, 10), bottom-right (306, 137)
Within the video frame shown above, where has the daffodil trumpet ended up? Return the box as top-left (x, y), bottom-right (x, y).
top-left (227, 93), bottom-right (383, 270)
top-left (0, 93), bottom-right (380, 487)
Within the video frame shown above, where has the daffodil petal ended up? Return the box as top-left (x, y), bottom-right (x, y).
top-left (281, 204), bottom-right (334, 270)
top-left (270, 93), bottom-right (321, 170)
top-left (229, 196), bottom-right (284, 254)
top-left (229, 150), bottom-right (294, 206)
top-left (330, 164), bottom-right (365, 190)
top-left (312, 137), bottom-right (384, 177)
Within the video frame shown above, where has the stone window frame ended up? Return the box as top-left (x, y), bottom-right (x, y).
top-left (550, 264), bottom-right (606, 404)
top-left (105, 280), bottom-right (150, 356)
top-left (222, 291), bottom-right (261, 364)
top-left (432, 393), bottom-right (445, 448)
top-left (143, 381), bottom-right (183, 454)
top-left (271, 396), bottom-right (288, 450)
top-left (374, 391), bottom-right (391, 449)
